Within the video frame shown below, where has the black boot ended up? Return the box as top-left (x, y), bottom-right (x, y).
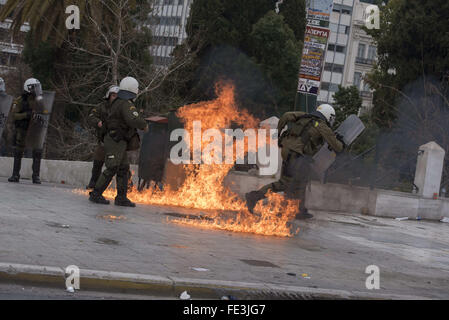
top-left (32, 150), bottom-right (42, 184)
top-left (115, 167), bottom-right (136, 207)
top-left (86, 160), bottom-right (104, 189)
top-left (89, 172), bottom-right (112, 205)
top-left (295, 209), bottom-right (314, 220)
top-left (245, 191), bottom-right (266, 213)
top-left (89, 190), bottom-right (110, 205)
top-left (8, 150), bottom-right (23, 183)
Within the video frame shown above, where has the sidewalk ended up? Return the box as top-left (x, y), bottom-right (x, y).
top-left (0, 178), bottom-right (448, 299)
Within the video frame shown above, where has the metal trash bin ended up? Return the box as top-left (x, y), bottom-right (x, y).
top-left (138, 116), bottom-right (169, 191)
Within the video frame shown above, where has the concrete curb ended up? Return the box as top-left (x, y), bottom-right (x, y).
top-left (0, 263), bottom-right (428, 300)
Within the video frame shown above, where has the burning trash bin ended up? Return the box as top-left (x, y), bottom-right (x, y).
top-left (138, 116), bottom-right (170, 191)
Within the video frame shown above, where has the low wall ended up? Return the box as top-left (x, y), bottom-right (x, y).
top-left (0, 157), bottom-right (139, 188)
top-left (305, 180), bottom-right (448, 221)
top-left (1, 157), bottom-right (447, 221)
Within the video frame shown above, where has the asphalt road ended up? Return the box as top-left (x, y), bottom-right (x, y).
top-left (0, 283), bottom-right (175, 300)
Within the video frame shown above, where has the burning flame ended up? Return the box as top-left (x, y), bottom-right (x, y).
top-left (80, 83), bottom-right (299, 237)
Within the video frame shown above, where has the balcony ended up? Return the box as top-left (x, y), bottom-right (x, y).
top-left (360, 91), bottom-right (373, 99)
top-left (356, 57), bottom-right (376, 65)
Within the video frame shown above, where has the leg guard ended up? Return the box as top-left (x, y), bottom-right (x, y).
top-left (115, 165), bottom-right (135, 207)
top-left (87, 160), bottom-right (104, 189)
top-left (8, 149), bottom-right (23, 183)
top-left (32, 149), bottom-right (42, 184)
top-left (244, 190), bottom-right (267, 214)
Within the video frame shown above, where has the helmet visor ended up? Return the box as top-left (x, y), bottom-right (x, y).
top-left (28, 82), bottom-right (43, 97)
top-left (118, 90), bottom-right (137, 101)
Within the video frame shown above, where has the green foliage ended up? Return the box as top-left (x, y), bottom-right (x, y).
top-left (332, 85), bottom-right (363, 127)
top-left (183, 0), bottom-right (306, 117)
top-left (22, 34), bottom-right (57, 89)
top-left (366, 0), bottom-right (449, 128)
top-left (278, 0), bottom-right (307, 41)
top-left (249, 11), bottom-right (302, 115)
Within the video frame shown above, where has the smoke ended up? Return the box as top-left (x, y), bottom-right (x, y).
top-left (327, 77), bottom-right (449, 192)
top-left (190, 45), bottom-right (280, 120)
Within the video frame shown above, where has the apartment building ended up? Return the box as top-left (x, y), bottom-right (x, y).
top-left (0, 0), bottom-right (29, 74)
top-left (318, 0), bottom-right (378, 112)
top-left (149, 0), bottom-right (192, 67)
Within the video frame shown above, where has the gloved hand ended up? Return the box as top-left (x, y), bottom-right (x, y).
top-left (336, 133), bottom-right (346, 149)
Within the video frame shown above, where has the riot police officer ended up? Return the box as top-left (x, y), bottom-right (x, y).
top-left (89, 77), bottom-right (148, 207)
top-left (8, 78), bottom-right (45, 184)
top-left (86, 85), bottom-right (120, 189)
top-left (245, 104), bottom-right (345, 219)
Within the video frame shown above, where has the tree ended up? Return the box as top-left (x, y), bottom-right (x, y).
top-left (249, 11), bottom-right (302, 115)
top-left (4, 0), bottom-right (198, 161)
top-left (332, 85), bottom-right (363, 127)
top-left (0, 0), bottom-right (94, 46)
top-left (366, 0), bottom-right (449, 128)
top-left (278, 0), bottom-right (307, 41)
top-left (183, 0), bottom-right (306, 118)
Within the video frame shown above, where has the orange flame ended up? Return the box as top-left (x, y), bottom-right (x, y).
top-left (81, 83), bottom-right (299, 237)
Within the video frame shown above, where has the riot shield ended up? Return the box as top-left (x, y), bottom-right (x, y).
top-left (26, 91), bottom-right (55, 150)
top-left (0, 93), bottom-right (13, 141)
top-left (138, 116), bottom-right (170, 190)
top-left (312, 115), bottom-right (365, 181)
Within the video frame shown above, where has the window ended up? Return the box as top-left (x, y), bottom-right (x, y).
top-left (367, 45), bottom-right (377, 61)
top-left (324, 63), bottom-right (344, 73)
top-left (0, 52), bottom-right (7, 65)
top-left (160, 16), bottom-right (182, 26)
top-left (354, 72), bottom-right (362, 89)
top-left (330, 23), bottom-right (338, 33)
top-left (357, 43), bottom-right (366, 58)
top-left (337, 25), bottom-right (350, 35)
top-left (153, 36), bottom-right (178, 46)
top-left (335, 45), bottom-right (345, 53)
top-left (153, 55), bottom-right (173, 66)
top-left (363, 82), bottom-right (371, 92)
top-left (321, 82), bottom-right (330, 91)
top-left (329, 83), bottom-right (339, 92)
top-left (0, 28), bottom-right (10, 42)
top-left (328, 44), bottom-right (335, 51)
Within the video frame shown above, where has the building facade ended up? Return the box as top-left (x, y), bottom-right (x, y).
top-left (149, 0), bottom-right (192, 67)
top-left (318, 0), bottom-right (378, 113)
top-left (0, 0), bottom-right (29, 74)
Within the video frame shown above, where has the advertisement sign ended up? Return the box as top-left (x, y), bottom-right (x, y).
top-left (297, 26), bottom-right (330, 95)
top-left (306, 0), bottom-right (334, 28)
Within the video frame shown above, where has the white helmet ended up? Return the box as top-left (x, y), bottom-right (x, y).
top-left (118, 76), bottom-right (139, 100)
top-left (316, 104), bottom-right (336, 126)
top-left (24, 78), bottom-right (41, 93)
top-left (104, 85), bottom-right (120, 100)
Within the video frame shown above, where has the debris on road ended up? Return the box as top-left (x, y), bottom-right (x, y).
top-left (180, 291), bottom-right (191, 300)
top-left (66, 286), bottom-right (75, 293)
top-left (395, 217), bottom-right (409, 221)
top-left (191, 267), bottom-right (209, 272)
top-left (441, 217), bottom-right (449, 223)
